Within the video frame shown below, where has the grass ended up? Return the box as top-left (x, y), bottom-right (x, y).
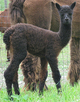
top-left (0, 84), bottom-right (80, 102)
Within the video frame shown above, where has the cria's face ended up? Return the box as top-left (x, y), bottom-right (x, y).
top-left (60, 7), bottom-right (73, 25)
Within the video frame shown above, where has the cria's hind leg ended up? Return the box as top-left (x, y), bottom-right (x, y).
top-left (4, 59), bottom-right (21, 97)
top-left (39, 58), bottom-right (48, 95)
top-left (4, 39), bottom-right (27, 97)
top-left (13, 72), bottom-right (20, 95)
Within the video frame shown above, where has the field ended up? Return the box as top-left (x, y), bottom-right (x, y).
top-left (0, 1), bottom-right (80, 102)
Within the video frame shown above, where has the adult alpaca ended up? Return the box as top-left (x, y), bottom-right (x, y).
top-left (3, 2), bottom-right (76, 97)
top-left (9, 0), bottom-right (52, 91)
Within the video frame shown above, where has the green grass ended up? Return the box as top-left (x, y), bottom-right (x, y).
top-left (0, 84), bottom-right (80, 102)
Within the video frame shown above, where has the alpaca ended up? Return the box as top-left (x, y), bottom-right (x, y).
top-left (3, 2), bottom-right (76, 98)
top-left (9, 0), bottom-right (52, 91)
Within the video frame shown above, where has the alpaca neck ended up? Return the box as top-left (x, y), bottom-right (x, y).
top-left (59, 22), bottom-right (71, 48)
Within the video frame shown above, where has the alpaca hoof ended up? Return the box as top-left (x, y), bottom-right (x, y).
top-left (9, 96), bottom-right (13, 101)
top-left (70, 81), bottom-right (78, 87)
top-left (39, 91), bottom-right (43, 96)
top-left (58, 88), bottom-right (62, 94)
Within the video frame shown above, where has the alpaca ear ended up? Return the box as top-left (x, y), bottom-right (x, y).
top-left (70, 2), bottom-right (76, 9)
top-left (56, 3), bottom-right (61, 11)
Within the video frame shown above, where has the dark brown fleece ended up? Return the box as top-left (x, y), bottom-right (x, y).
top-left (3, 2), bottom-right (76, 98)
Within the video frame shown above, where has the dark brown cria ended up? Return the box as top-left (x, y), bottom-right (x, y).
top-left (3, 2), bottom-right (76, 98)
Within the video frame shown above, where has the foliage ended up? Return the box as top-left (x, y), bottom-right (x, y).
top-left (0, 0), bottom-right (9, 11)
top-left (0, 83), bottom-right (80, 102)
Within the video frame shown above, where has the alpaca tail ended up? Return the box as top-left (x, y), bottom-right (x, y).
top-left (3, 27), bottom-right (15, 50)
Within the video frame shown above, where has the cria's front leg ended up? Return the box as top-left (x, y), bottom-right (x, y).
top-left (47, 56), bottom-right (61, 93)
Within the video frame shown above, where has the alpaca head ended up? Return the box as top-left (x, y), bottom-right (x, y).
top-left (56, 2), bottom-right (76, 25)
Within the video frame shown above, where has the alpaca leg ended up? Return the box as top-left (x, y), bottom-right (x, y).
top-left (31, 74), bottom-right (36, 91)
top-left (28, 72), bottom-right (36, 91)
top-left (21, 53), bottom-right (40, 91)
top-left (47, 57), bottom-right (61, 93)
top-left (13, 72), bottom-right (20, 94)
top-left (22, 78), bottom-right (30, 91)
top-left (31, 82), bottom-right (36, 91)
top-left (68, 38), bottom-right (80, 86)
top-left (39, 58), bottom-right (48, 95)
top-left (4, 59), bottom-right (20, 97)
top-left (4, 46), bottom-right (27, 97)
